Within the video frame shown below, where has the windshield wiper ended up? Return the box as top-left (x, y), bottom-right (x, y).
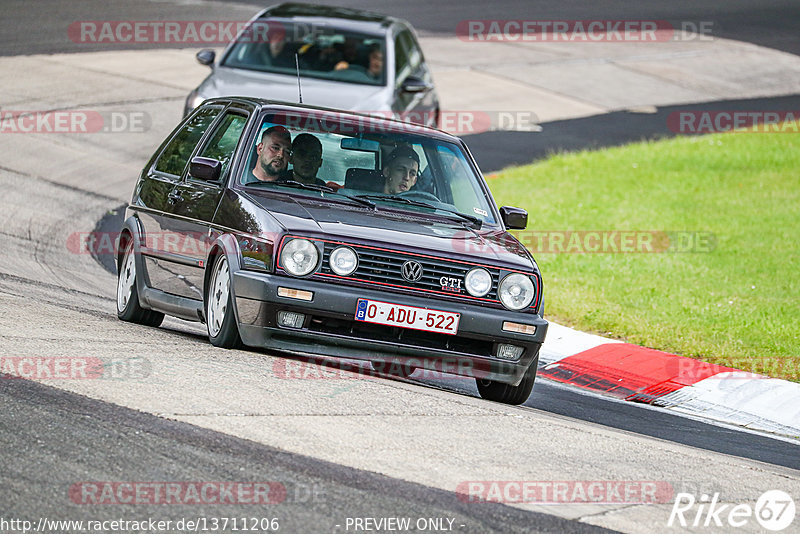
top-left (356, 194), bottom-right (482, 228)
top-left (253, 180), bottom-right (376, 208)
top-left (356, 194), bottom-right (435, 208)
top-left (432, 206), bottom-right (483, 229)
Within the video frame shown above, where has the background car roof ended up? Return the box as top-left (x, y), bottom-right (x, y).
top-left (258, 2), bottom-right (403, 33)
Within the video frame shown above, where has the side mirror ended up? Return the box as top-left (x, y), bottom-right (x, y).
top-left (499, 206), bottom-right (528, 229)
top-left (400, 76), bottom-right (431, 94)
top-left (189, 157), bottom-right (222, 182)
top-left (196, 49), bottom-right (216, 66)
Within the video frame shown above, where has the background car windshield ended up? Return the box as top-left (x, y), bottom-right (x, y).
top-left (222, 22), bottom-right (385, 86)
top-left (243, 115), bottom-right (498, 226)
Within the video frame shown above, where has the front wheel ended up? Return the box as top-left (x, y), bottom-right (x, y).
top-left (116, 240), bottom-right (164, 327)
top-left (206, 254), bottom-right (243, 349)
top-left (476, 351), bottom-right (538, 405)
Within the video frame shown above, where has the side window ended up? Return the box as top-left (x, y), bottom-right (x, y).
top-left (195, 113), bottom-right (248, 180)
top-left (154, 107), bottom-right (219, 176)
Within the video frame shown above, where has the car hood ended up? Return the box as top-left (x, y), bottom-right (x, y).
top-left (199, 67), bottom-right (390, 111)
top-left (242, 192), bottom-right (534, 271)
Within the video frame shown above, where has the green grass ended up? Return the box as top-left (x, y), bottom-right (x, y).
top-left (489, 129), bottom-right (800, 380)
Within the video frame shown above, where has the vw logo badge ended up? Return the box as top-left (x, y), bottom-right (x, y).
top-left (401, 260), bottom-right (423, 282)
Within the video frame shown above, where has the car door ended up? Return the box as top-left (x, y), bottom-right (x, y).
top-left (160, 108), bottom-right (250, 301)
top-left (392, 27), bottom-right (438, 122)
top-left (136, 106), bottom-right (222, 297)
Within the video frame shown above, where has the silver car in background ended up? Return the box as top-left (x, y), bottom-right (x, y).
top-left (185, 3), bottom-right (440, 127)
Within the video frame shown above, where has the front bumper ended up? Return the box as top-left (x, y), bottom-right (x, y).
top-left (232, 270), bottom-right (548, 386)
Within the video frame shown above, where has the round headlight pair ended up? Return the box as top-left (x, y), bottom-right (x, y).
top-left (498, 273), bottom-right (536, 310)
top-left (280, 238), bottom-right (319, 276)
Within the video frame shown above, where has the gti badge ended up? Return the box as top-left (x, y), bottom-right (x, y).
top-left (440, 276), bottom-right (463, 293)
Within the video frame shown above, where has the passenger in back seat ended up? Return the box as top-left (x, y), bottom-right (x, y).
top-left (382, 146), bottom-right (420, 194)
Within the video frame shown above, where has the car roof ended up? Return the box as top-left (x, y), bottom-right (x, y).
top-left (258, 2), bottom-right (402, 33)
top-left (208, 96), bottom-right (461, 143)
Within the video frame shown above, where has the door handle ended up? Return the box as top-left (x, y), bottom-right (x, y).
top-left (167, 190), bottom-right (183, 203)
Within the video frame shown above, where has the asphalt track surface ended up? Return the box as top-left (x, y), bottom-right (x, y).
top-left (2, 378), bottom-right (610, 534)
top-left (2, 1), bottom-right (799, 532)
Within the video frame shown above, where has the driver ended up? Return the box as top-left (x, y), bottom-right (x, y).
top-left (250, 125), bottom-right (291, 182)
top-left (382, 145), bottom-right (419, 194)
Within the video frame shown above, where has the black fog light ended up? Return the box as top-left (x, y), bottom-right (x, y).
top-left (277, 311), bottom-right (305, 328)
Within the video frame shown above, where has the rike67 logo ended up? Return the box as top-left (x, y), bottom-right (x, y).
top-left (669, 490), bottom-right (796, 531)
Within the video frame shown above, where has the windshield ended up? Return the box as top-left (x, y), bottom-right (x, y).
top-left (241, 112), bottom-right (498, 226)
top-left (222, 21), bottom-right (386, 86)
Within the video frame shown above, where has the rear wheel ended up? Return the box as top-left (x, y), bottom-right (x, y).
top-left (476, 351), bottom-right (538, 405)
top-left (116, 240), bottom-right (164, 327)
top-left (206, 254), bottom-right (243, 349)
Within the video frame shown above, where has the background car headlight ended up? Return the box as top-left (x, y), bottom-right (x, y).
top-left (329, 246), bottom-right (358, 276)
top-left (498, 273), bottom-right (535, 310)
top-left (280, 238), bottom-right (319, 276)
top-left (465, 267), bottom-right (492, 297)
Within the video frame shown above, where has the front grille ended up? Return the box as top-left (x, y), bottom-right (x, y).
top-left (318, 242), bottom-right (499, 301)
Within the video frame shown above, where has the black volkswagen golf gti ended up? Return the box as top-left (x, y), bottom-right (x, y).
top-left (117, 97), bottom-right (547, 404)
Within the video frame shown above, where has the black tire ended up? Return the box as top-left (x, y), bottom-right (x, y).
top-left (116, 240), bottom-right (164, 327)
top-left (205, 254), bottom-right (243, 349)
top-left (476, 351), bottom-right (539, 405)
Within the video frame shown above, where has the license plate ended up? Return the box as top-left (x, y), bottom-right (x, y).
top-left (355, 299), bottom-right (460, 335)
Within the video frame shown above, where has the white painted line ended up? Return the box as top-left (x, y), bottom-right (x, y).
top-left (655, 373), bottom-right (800, 438)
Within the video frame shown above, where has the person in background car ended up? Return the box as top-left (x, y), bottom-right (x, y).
top-left (250, 126), bottom-right (292, 182)
top-left (382, 145), bottom-right (419, 194)
top-left (366, 44), bottom-right (383, 80)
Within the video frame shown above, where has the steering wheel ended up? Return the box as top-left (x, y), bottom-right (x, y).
top-left (399, 190), bottom-right (440, 203)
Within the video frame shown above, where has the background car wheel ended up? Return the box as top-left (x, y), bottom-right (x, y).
top-left (116, 240), bottom-right (164, 327)
top-left (475, 351), bottom-right (539, 405)
top-left (206, 254), bottom-right (243, 349)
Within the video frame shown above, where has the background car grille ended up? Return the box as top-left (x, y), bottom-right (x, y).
top-left (317, 242), bottom-right (499, 301)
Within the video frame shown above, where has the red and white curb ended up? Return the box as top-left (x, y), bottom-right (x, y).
top-left (539, 323), bottom-right (800, 439)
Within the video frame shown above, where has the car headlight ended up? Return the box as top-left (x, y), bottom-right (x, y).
top-left (280, 238), bottom-right (319, 277)
top-left (465, 267), bottom-right (492, 297)
top-left (498, 273), bottom-right (535, 310)
top-left (329, 246), bottom-right (358, 276)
